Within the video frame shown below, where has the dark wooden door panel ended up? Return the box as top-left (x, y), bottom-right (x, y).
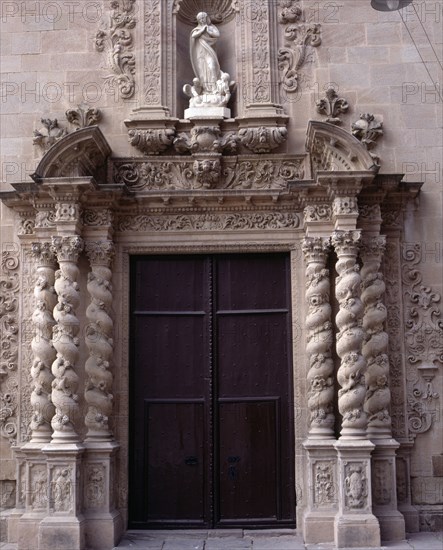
top-left (145, 401), bottom-right (206, 523)
top-left (218, 400), bottom-right (278, 521)
top-left (130, 254), bottom-right (295, 528)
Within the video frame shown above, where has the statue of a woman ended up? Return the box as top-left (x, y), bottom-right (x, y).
top-left (184, 12), bottom-right (234, 115)
top-left (190, 12), bottom-right (221, 94)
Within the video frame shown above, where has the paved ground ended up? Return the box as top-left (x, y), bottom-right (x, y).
top-left (113, 530), bottom-right (443, 550)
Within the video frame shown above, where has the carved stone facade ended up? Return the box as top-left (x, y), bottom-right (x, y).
top-left (0, 2), bottom-right (442, 549)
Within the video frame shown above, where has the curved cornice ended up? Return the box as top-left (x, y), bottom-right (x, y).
top-left (32, 127), bottom-right (112, 182)
top-left (306, 120), bottom-right (380, 177)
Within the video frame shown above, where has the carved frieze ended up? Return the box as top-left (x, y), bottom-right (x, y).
top-left (117, 211), bottom-right (300, 232)
top-left (278, 0), bottom-right (322, 94)
top-left (94, 0), bottom-right (137, 100)
top-left (304, 204), bottom-right (332, 223)
top-left (0, 246), bottom-right (20, 443)
top-left (113, 156), bottom-right (304, 190)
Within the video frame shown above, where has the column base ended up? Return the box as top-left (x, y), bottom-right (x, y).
top-left (376, 510), bottom-right (406, 542)
top-left (17, 513), bottom-right (46, 550)
top-left (399, 504), bottom-right (419, 533)
top-left (84, 510), bottom-right (123, 550)
top-left (335, 514), bottom-right (381, 548)
top-left (2, 509), bottom-right (22, 544)
top-left (304, 511), bottom-right (335, 543)
top-left (39, 515), bottom-right (85, 550)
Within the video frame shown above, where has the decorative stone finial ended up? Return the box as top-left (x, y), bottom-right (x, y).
top-left (66, 102), bottom-right (102, 129)
top-left (316, 87), bottom-right (349, 125)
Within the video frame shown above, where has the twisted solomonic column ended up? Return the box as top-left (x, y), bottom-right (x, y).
top-left (332, 230), bottom-right (367, 439)
top-left (302, 237), bottom-right (335, 438)
top-left (84, 241), bottom-right (115, 441)
top-left (30, 242), bottom-right (57, 443)
top-left (50, 236), bottom-right (84, 443)
top-left (361, 235), bottom-right (392, 438)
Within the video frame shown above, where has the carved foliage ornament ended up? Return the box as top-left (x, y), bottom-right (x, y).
top-left (238, 126), bottom-right (288, 154)
top-left (278, 0), bottom-right (322, 94)
top-left (95, 0), bottom-right (137, 99)
top-left (144, 0), bottom-right (161, 104)
top-left (402, 244), bottom-right (442, 435)
top-left (344, 462), bottom-right (368, 510)
top-left (316, 87), bottom-right (349, 126)
top-left (33, 119), bottom-right (67, 152)
top-left (0, 246), bottom-right (20, 443)
top-left (128, 128), bottom-right (176, 156)
top-left (66, 102), bottom-right (102, 129)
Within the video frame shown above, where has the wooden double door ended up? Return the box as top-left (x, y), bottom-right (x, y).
top-left (129, 253), bottom-right (295, 528)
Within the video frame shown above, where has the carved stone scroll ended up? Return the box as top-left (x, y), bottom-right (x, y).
top-left (0, 246), bottom-right (20, 444)
top-left (332, 230), bottom-right (367, 438)
top-left (361, 236), bottom-right (392, 438)
top-left (84, 241), bottom-right (115, 441)
top-left (30, 243), bottom-right (57, 443)
top-left (50, 236), bottom-right (84, 443)
top-left (302, 237), bottom-right (334, 438)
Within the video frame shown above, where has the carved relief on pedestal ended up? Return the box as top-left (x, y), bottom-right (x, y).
top-left (372, 458), bottom-right (392, 506)
top-left (313, 460), bottom-right (337, 507)
top-left (401, 244), bottom-right (442, 435)
top-left (50, 466), bottom-right (73, 513)
top-left (94, 0), bottom-right (137, 99)
top-left (332, 230), bottom-right (367, 438)
top-left (278, 0), bottom-right (322, 94)
top-left (344, 461), bottom-right (368, 510)
top-left (30, 243), bottom-right (57, 443)
top-left (84, 241), bottom-right (115, 441)
top-left (0, 245), bottom-right (20, 444)
top-left (30, 464), bottom-right (48, 510)
top-left (85, 463), bottom-right (106, 509)
top-left (361, 235), bottom-right (392, 437)
top-left (302, 237), bottom-right (334, 438)
top-left (50, 236), bottom-right (84, 442)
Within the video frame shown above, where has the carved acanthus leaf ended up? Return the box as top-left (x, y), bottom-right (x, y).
top-left (278, 1), bottom-right (322, 94)
top-left (128, 128), bottom-right (176, 155)
top-left (66, 102), bottom-right (102, 129)
top-left (239, 126), bottom-right (288, 154)
top-left (316, 87), bottom-right (349, 125)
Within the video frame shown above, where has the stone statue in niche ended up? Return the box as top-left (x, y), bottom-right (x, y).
top-left (184, 12), bottom-right (235, 118)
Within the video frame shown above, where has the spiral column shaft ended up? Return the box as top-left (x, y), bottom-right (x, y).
top-left (332, 230), bottom-right (367, 439)
top-left (30, 242), bottom-right (57, 443)
top-left (302, 237), bottom-right (335, 438)
top-left (50, 236), bottom-right (84, 443)
top-left (360, 236), bottom-right (392, 438)
top-left (84, 241), bottom-right (115, 441)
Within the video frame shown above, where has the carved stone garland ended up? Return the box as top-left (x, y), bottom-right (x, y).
top-left (0, 246), bottom-right (20, 443)
top-left (50, 236), bottom-right (84, 443)
top-left (302, 237), bottom-right (335, 438)
top-left (332, 230), bottom-right (367, 438)
top-left (30, 243), bottom-right (57, 443)
top-left (361, 236), bottom-right (392, 438)
top-left (84, 241), bottom-right (115, 441)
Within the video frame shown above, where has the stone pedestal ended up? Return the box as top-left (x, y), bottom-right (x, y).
top-left (185, 106), bottom-right (231, 119)
top-left (303, 440), bottom-right (338, 543)
top-left (17, 444), bottom-right (49, 550)
top-left (396, 441), bottom-right (420, 533)
top-left (371, 439), bottom-right (405, 541)
top-left (39, 444), bottom-right (85, 550)
top-left (334, 440), bottom-right (380, 548)
top-left (83, 442), bottom-right (122, 550)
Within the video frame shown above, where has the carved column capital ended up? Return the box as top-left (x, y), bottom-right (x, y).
top-left (302, 236), bottom-right (330, 265)
top-left (332, 230), bottom-right (361, 258)
top-left (360, 235), bottom-right (386, 260)
top-left (51, 236), bottom-right (84, 263)
top-left (85, 241), bottom-right (115, 268)
top-left (31, 242), bottom-right (57, 267)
